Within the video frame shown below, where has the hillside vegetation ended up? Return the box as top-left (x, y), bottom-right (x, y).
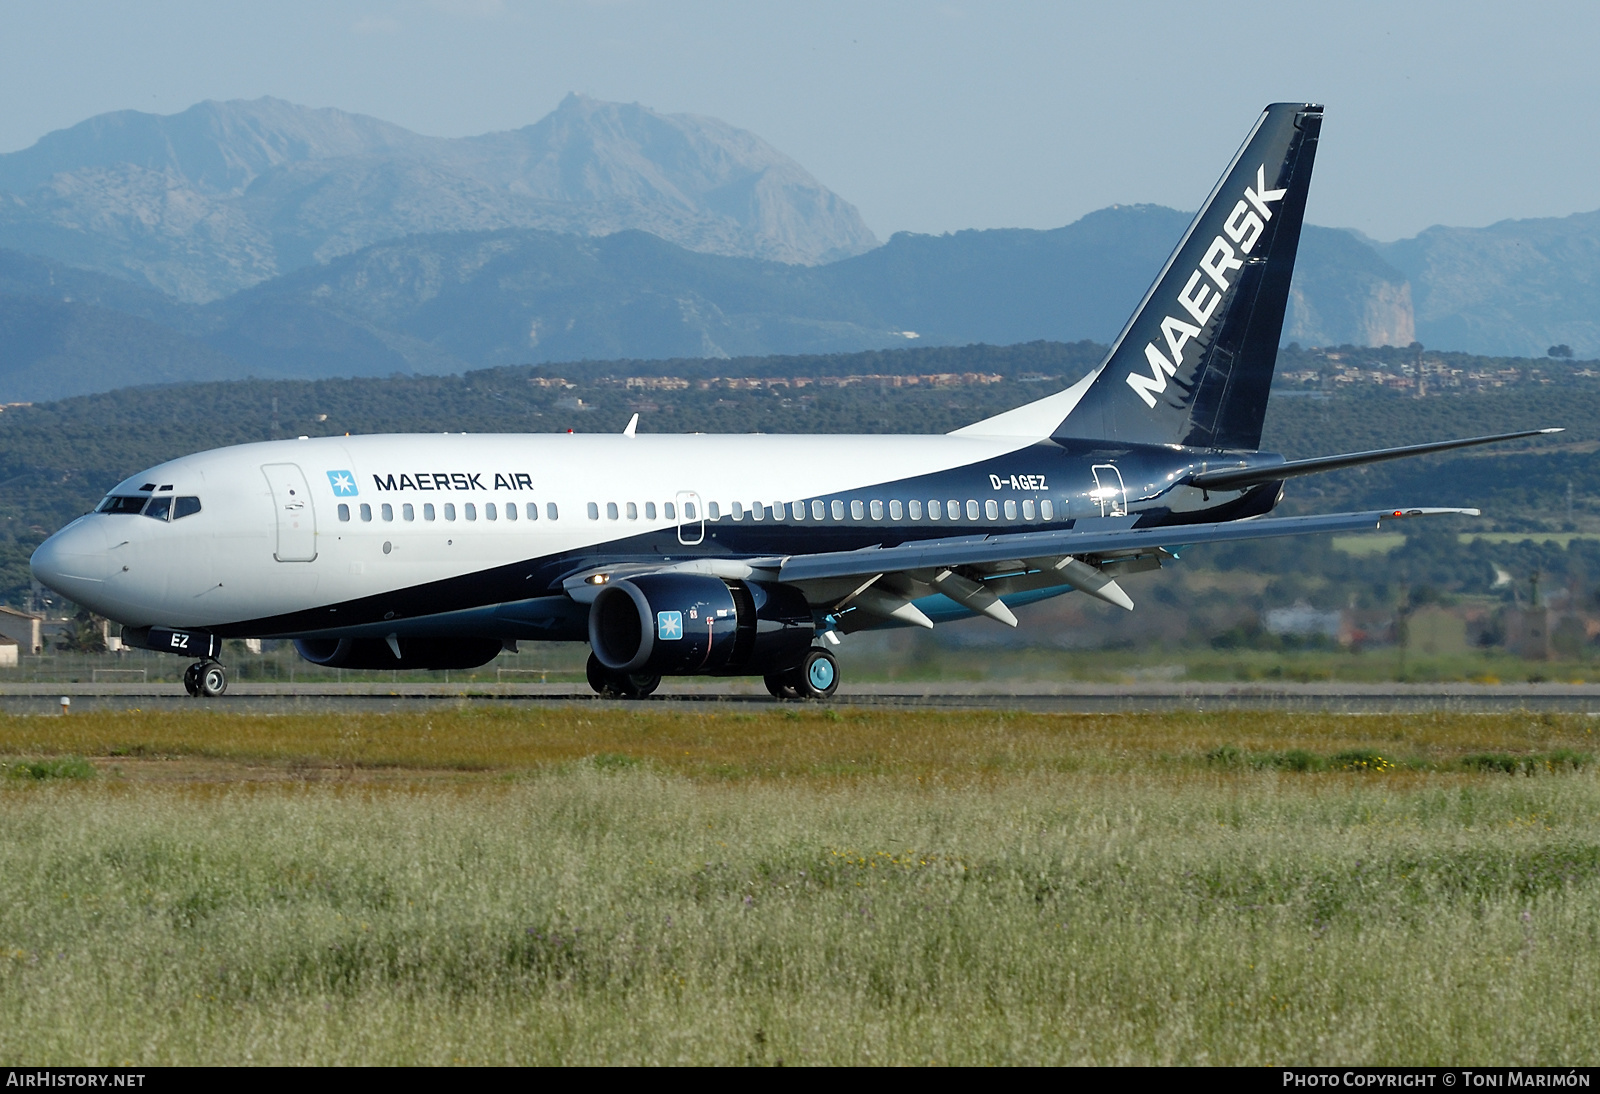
top-left (2, 341), bottom-right (1594, 627)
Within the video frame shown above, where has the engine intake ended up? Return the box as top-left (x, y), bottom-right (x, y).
top-left (293, 636), bottom-right (503, 671)
top-left (589, 575), bottom-right (812, 675)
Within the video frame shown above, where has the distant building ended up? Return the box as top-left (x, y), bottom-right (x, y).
top-left (1505, 606), bottom-right (1552, 660)
top-left (0, 606), bottom-right (43, 654)
top-left (0, 635), bottom-right (16, 668)
top-left (1264, 602), bottom-right (1341, 641)
top-left (1405, 606), bottom-right (1470, 657)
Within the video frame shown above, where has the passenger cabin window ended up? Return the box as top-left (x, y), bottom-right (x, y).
top-left (424, 503), bottom-right (436, 521)
top-left (143, 496), bottom-right (173, 521)
top-left (664, 502), bottom-right (676, 520)
top-left (926, 500), bottom-right (941, 520)
top-left (403, 503), bottom-right (415, 521)
top-left (547, 502), bottom-right (559, 520)
top-left (1041, 499), bottom-right (1055, 520)
top-left (831, 500), bottom-right (844, 520)
top-left (985, 499), bottom-right (999, 520)
top-left (1003, 500), bottom-right (1017, 520)
top-left (708, 502), bottom-right (720, 521)
top-left (792, 502), bottom-right (805, 521)
top-left (684, 502), bottom-right (697, 519)
top-left (381, 503), bottom-right (394, 521)
top-left (338, 503), bottom-right (351, 522)
top-left (908, 500), bottom-right (922, 520)
top-left (731, 502), bottom-right (743, 521)
top-left (645, 502), bottom-right (657, 520)
top-left (869, 500), bottom-right (883, 521)
top-left (750, 503), bottom-right (763, 522)
top-left (465, 503), bottom-right (477, 521)
top-left (526, 503), bottom-right (538, 521)
top-left (811, 500), bottom-right (825, 521)
top-left (505, 503), bottom-right (516, 521)
top-left (444, 503), bottom-right (456, 521)
top-left (888, 500), bottom-right (902, 520)
top-left (963, 500), bottom-right (977, 521)
top-left (626, 502), bottom-right (638, 520)
top-left (850, 500), bottom-right (864, 520)
top-left (587, 502), bottom-right (600, 520)
top-left (1022, 499), bottom-right (1035, 520)
top-left (605, 502), bottom-right (618, 520)
top-left (360, 503), bottom-right (373, 522)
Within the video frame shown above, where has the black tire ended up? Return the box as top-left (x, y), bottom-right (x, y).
top-left (199, 663), bottom-right (227, 698)
top-left (183, 662), bottom-right (202, 698)
top-left (586, 652), bottom-right (620, 697)
top-left (587, 654), bottom-right (658, 699)
top-left (621, 674), bottom-right (660, 699)
top-left (792, 648), bottom-right (839, 700)
top-left (764, 673), bottom-right (799, 700)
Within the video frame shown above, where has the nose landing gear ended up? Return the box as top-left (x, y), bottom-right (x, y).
top-left (183, 660), bottom-right (227, 698)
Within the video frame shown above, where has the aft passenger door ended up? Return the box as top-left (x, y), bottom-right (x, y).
top-left (262, 463), bottom-right (317, 562)
top-left (1090, 464), bottom-right (1128, 518)
top-left (676, 490), bottom-right (704, 545)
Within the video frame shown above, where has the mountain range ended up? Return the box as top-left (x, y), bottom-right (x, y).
top-left (1, 96), bottom-right (1598, 402)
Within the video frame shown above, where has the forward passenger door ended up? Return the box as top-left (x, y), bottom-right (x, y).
top-left (262, 463), bottom-right (318, 562)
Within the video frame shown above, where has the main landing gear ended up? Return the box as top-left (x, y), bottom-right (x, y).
top-left (183, 660), bottom-right (227, 698)
top-left (764, 647), bottom-right (839, 701)
top-left (586, 653), bottom-right (661, 700)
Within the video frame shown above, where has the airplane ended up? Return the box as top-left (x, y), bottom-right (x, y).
top-left (29, 102), bottom-right (1558, 700)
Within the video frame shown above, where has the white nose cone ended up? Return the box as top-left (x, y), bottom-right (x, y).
top-left (31, 518), bottom-right (111, 607)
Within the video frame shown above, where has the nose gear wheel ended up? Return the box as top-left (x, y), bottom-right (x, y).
top-left (184, 661), bottom-right (227, 698)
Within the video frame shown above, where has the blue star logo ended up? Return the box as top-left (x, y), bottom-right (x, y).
top-left (657, 611), bottom-right (683, 641)
top-left (326, 470), bottom-right (358, 496)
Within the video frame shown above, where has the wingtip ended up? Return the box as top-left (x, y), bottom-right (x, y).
top-left (1540, 427), bottom-right (1565, 434)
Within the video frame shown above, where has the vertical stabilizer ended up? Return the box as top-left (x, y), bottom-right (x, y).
top-left (1049, 103), bottom-right (1322, 450)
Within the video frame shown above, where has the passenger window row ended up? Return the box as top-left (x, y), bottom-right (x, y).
top-left (577, 497), bottom-right (1058, 523)
top-left (586, 500), bottom-right (686, 521)
top-left (696, 498), bottom-right (1056, 523)
top-left (579, 499), bottom-right (1062, 524)
top-left (338, 501), bottom-right (559, 523)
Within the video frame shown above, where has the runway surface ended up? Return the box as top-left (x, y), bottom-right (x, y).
top-left (3, 680), bottom-right (1599, 714)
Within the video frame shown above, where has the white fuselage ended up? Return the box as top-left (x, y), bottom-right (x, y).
top-left (37, 428), bottom-right (1146, 635)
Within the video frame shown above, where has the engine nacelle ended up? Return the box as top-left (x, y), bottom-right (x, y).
top-left (293, 636), bottom-right (503, 671)
top-left (589, 575), bottom-right (813, 676)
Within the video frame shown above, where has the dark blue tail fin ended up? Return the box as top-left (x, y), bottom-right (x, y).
top-left (1053, 103), bottom-right (1322, 451)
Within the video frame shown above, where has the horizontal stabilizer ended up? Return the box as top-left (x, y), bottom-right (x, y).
top-left (1189, 428), bottom-right (1562, 491)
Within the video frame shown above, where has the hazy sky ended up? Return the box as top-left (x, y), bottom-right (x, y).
top-left (3, 0), bottom-right (1597, 243)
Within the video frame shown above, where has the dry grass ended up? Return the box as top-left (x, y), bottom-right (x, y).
top-left (2, 708), bottom-right (1598, 1064)
top-left (0, 707), bottom-right (1595, 783)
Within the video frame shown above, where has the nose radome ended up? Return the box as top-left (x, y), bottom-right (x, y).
top-left (31, 518), bottom-right (111, 606)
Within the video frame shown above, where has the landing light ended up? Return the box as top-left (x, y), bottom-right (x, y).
top-left (586, 573), bottom-right (610, 585)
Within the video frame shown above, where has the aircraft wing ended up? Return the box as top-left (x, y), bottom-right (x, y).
top-left (772, 506), bottom-right (1478, 630)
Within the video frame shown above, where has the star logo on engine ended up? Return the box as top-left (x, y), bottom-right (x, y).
top-left (326, 470), bottom-right (358, 496)
top-left (657, 611), bottom-right (683, 641)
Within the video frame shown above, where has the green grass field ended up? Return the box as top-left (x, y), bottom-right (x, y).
top-left (2, 707), bottom-right (1598, 1065)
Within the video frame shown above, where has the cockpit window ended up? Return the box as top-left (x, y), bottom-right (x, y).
top-left (143, 496), bottom-right (173, 521)
top-left (173, 496), bottom-right (201, 520)
top-left (96, 495), bottom-right (148, 515)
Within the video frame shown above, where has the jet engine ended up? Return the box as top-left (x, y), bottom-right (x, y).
top-left (293, 636), bottom-right (503, 671)
top-left (588, 575), bottom-right (813, 676)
